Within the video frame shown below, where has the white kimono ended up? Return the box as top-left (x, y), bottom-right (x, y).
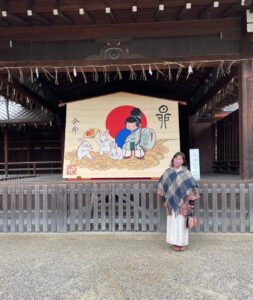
top-left (166, 210), bottom-right (189, 246)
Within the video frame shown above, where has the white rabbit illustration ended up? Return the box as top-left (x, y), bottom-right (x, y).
top-left (76, 138), bottom-right (93, 160)
top-left (109, 141), bottom-right (123, 160)
top-left (95, 129), bottom-right (112, 155)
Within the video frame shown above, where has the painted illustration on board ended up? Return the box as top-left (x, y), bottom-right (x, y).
top-left (63, 92), bottom-right (180, 178)
top-left (65, 105), bottom-right (169, 171)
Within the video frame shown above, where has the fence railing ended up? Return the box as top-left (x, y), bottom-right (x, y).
top-left (0, 161), bottom-right (62, 175)
top-left (0, 174), bottom-right (38, 181)
top-left (0, 182), bottom-right (252, 233)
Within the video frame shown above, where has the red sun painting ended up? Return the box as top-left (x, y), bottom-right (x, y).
top-left (105, 105), bottom-right (147, 138)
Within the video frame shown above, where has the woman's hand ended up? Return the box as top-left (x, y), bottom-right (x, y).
top-left (157, 186), bottom-right (164, 197)
top-left (188, 200), bottom-right (195, 209)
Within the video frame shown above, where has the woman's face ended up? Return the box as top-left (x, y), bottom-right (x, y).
top-left (126, 122), bottom-right (137, 131)
top-left (173, 155), bottom-right (184, 168)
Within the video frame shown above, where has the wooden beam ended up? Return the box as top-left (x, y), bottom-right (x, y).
top-left (3, 0), bottom-right (238, 14)
top-left (222, 0), bottom-right (253, 18)
top-left (4, 12), bottom-right (31, 26)
top-left (0, 75), bottom-right (59, 116)
top-left (177, 7), bottom-right (187, 20)
top-left (131, 6), bottom-right (138, 23)
top-left (0, 18), bottom-right (241, 41)
top-left (31, 12), bottom-right (51, 26)
top-left (154, 5), bottom-right (164, 22)
top-left (105, 8), bottom-right (117, 24)
top-left (39, 76), bottom-right (62, 98)
top-left (239, 60), bottom-right (253, 179)
top-left (189, 67), bottom-right (238, 114)
top-left (27, 0), bottom-right (51, 25)
top-left (0, 0), bottom-right (8, 6)
top-left (0, 19), bottom-right (9, 27)
top-left (59, 11), bottom-right (73, 25)
top-left (199, 4), bottom-right (214, 19)
top-left (80, 9), bottom-right (95, 24)
top-left (11, 78), bottom-right (59, 114)
top-left (222, 4), bottom-right (240, 18)
top-left (241, 35), bottom-right (253, 57)
top-left (61, 126), bottom-right (65, 164)
top-left (177, 3), bottom-right (191, 20)
top-left (26, 131), bottom-right (31, 165)
top-left (4, 126), bottom-right (8, 176)
top-left (0, 54), bottom-right (242, 71)
top-left (58, 78), bottom-right (191, 103)
top-left (132, 13), bottom-right (138, 23)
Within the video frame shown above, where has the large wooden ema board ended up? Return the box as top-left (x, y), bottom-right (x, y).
top-left (63, 92), bottom-right (180, 179)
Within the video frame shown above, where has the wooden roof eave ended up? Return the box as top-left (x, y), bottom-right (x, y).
top-left (0, 118), bottom-right (53, 125)
top-left (0, 18), bottom-right (242, 41)
top-left (0, 75), bottom-right (60, 118)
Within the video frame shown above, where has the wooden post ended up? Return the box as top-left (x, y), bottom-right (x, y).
top-left (61, 126), bottom-right (65, 172)
top-left (239, 60), bottom-right (253, 179)
top-left (27, 131), bottom-right (31, 174)
top-left (4, 127), bottom-right (8, 176)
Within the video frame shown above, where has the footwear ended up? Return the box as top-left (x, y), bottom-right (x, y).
top-left (172, 245), bottom-right (180, 251)
top-left (179, 246), bottom-right (186, 251)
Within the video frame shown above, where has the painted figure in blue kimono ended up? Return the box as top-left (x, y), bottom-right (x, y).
top-left (116, 107), bottom-right (156, 159)
top-left (115, 108), bottom-right (144, 159)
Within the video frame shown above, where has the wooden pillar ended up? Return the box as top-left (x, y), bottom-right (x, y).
top-left (239, 60), bottom-right (253, 179)
top-left (61, 126), bottom-right (65, 170)
top-left (4, 127), bottom-right (8, 176)
top-left (188, 115), bottom-right (194, 149)
top-left (27, 131), bottom-right (31, 174)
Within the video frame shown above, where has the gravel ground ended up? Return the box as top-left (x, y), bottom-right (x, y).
top-left (0, 232), bottom-right (252, 300)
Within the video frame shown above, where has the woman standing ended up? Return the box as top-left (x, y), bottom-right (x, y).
top-left (157, 152), bottom-right (199, 251)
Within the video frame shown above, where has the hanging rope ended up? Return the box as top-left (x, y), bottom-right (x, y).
top-left (103, 66), bottom-right (110, 83)
top-left (18, 68), bottom-right (24, 84)
top-left (0, 57), bottom-right (249, 90)
top-left (6, 67), bottom-right (12, 83)
top-left (216, 60), bottom-right (224, 78)
top-left (66, 67), bottom-right (73, 83)
top-left (154, 64), bottom-right (166, 80)
top-left (30, 67), bottom-right (34, 83)
top-left (176, 65), bottom-right (183, 81)
top-left (140, 65), bottom-right (147, 81)
top-left (114, 65), bottom-right (123, 80)
top-left (41, 67), bottom-right (54, 81)
top-left (128, 65), bottom-right (137, 80)
top-left (165, 64), bottom-right (173, 81)
top-left (79, 67), bottom-right (88, 84)
top-left (92, 67), bottom-right (98, 82)
top-left (55, 68), bottom-right (59, 85)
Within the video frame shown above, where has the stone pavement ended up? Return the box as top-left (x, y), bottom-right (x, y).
top-left (0, 232), bottom-right (252, 300)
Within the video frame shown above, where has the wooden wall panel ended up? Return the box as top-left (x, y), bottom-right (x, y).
top-left (215, 110), bottom-right (239, 173)
top-left (189, 118), bottom-right (214, 173)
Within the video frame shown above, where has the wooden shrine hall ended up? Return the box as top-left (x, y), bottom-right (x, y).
top-left (0, 0), bottom-right (252, 233)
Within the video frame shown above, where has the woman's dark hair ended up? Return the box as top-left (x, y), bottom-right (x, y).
top-left (170, 152), bottom-right (188, 168)
top-left (125, 107), bottom-right (142, 126)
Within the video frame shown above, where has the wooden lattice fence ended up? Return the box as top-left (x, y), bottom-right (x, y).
top-left (0, 182), bottom-right (252, 233)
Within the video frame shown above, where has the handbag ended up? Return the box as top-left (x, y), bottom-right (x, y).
top-left (186, 215), bottom-right (198, 229)
top-left (186, 207), bottom-right (198, 229)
